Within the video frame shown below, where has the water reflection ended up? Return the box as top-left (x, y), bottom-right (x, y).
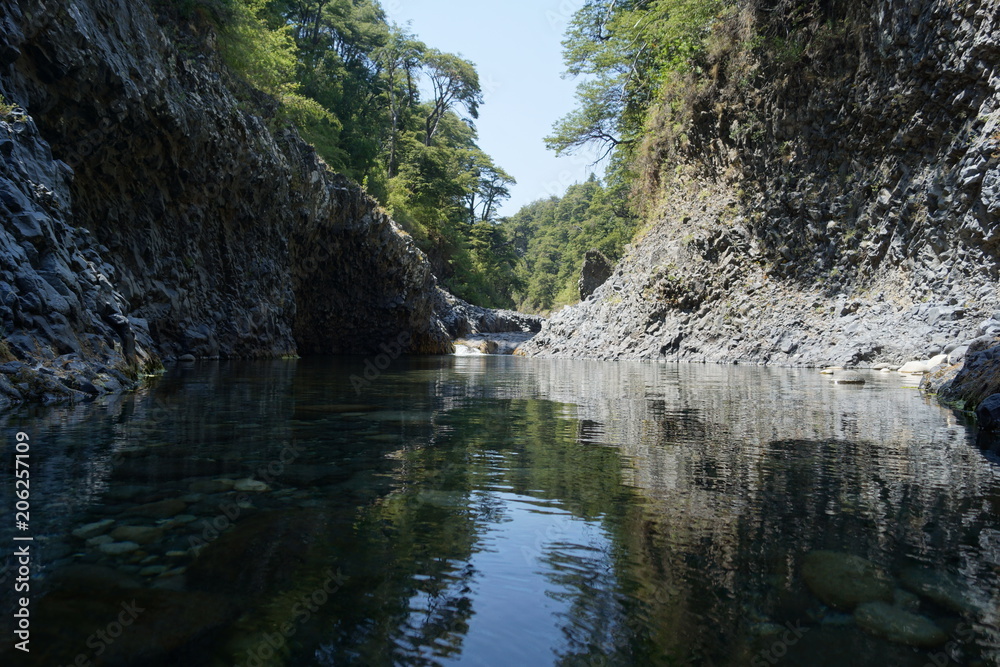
top-left (0, 357), bottom-right (997, 666)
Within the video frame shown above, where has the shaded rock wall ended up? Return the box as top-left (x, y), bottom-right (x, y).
top-left (0, 0), bottom-right (465, 402)
top-left (522, 0), bottom-right (1000, 366)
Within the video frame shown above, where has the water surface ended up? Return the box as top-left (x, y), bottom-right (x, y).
top-left (1, 356), bottom-right (998, 666)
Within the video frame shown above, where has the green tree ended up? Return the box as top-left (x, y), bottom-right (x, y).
top-left (421, 49), bottom-right (483, 146)
top-left (548, 0), bottom-right (729, 161)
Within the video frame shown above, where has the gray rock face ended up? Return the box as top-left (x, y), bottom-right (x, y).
top-left (433, 289), bottom-right (543, 338)
top-left (579, 250), bottom-right (614, 301)
top-left (519, 0), bottom-right (999, 367)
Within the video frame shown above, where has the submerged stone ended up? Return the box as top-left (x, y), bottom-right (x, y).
top-left (72, 518), bottom-right (114, 540)
top-left (98, 540), bottom-right (141, 556)
top-left (233, 478), bottom-right (270, 492)
top-left (833, 370), bottom-right (866, 385)
top-left (802, 551), bottom-right (893, 610)
top-left (854, 601), bottom-right (948, 648)
top-left (899, 566), bottom-right (979, 615)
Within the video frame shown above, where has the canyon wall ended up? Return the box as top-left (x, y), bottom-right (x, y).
top-left (522, 0), bottom-right (1000, 370)
top-left (0, 0), bottom-right (474, 404)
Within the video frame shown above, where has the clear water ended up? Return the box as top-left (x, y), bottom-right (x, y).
top-left (1, 356), bottom-right (999, 666)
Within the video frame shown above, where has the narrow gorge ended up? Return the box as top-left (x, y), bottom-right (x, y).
top-left (0, 0), bottom-right (537, 407)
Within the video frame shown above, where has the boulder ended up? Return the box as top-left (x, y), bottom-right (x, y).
top-left (802, 551), bottom-right (893, 610)
top-left (977, 394), bottom-right (1000, 431)
top-left (927, 354), bottom-right (949, 368)
top-left (948, 345), bottom-right (969, 365)
top-left (899, 361), bottom-right (930, 374)
top-left (833, 370), bottom-right (866, 385)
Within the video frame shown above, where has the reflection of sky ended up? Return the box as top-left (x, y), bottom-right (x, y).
top-left (400, 490), bottom-right (614, 667)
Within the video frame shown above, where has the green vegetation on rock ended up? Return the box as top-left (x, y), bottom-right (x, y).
top-left (160, 0), bottom-right (519, 308)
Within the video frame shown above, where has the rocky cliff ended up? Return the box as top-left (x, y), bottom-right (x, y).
top-left (0, 0), bottom-right (505, 405)
top-left (521, 0), bottom-right (1000, 371)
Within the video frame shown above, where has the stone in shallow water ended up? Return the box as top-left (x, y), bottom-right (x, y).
top-left (233, 478), bottom-right (270, 492)
top-left (86, 534), bottom-right (114, 547)
top-left (892, 588), bottom-right (921, 613)
top-left (833, 370), bottom-right (866, 385)
top-left (802, 550), bottom-right (893, 610)
top-left (72, 518), bottom-right (114, 540)
top-left (854, 601), bottom-right (948, 648)
top-left (899, 566), bottom-right (979, 615)
top-left (899, 360), bottom-right (931, 374)
top-left (98, 541), bottom-right (141, 556)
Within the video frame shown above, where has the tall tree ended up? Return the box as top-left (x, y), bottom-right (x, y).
top-left (421, 49), bottom-right (483, 146)
top-left (462, 149), bottom-right (516, 224)
top-left (377, 28), bottom-right (425, 178)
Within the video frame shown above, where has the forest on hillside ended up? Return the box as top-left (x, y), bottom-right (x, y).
top-left (166, 0), bottom-right (762, 313)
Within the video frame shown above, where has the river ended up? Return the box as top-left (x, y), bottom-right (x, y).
top-left (1, 356), bottom-right (998, 666)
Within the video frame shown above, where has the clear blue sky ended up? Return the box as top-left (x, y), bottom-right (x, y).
top-left (383, 0), bottom-right (606, 216)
